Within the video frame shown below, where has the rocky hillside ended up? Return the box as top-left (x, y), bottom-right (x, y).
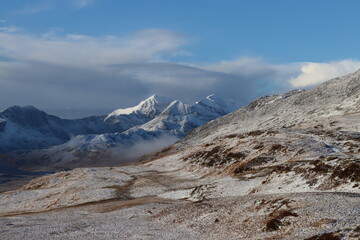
top-left (167, 69), bottom-right (360, 193)
top-left (1, 70), bottom-right (360, 239)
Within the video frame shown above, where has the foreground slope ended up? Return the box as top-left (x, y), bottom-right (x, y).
top-left (1, 70), bottom-right (360, 239)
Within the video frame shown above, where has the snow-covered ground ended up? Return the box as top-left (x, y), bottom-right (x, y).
top-left (0, 163), bottom-right (359, 239)
top-left (1, 70), bottom-right (360, 239)
top-left (0, 94), bottom-right (242, 174)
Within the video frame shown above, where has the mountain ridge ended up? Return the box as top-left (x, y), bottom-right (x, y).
top-left (181, 69), bottom-right (360, 148)
top-left (0, 94), bottom-right (242, 171)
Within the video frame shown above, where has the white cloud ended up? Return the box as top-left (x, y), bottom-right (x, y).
top-left (0, 29), bottom-right (186, 67)
top-left (0, 26), bottom-right (22, 33)
top-left (197, 58), bottom-right (360, 89)
top-left (202, 57), bottom-right (267, 75)
top-left (194, 57), bottom-right (302, 94)
top-left (200, 57), bottom-right (301, 79)
top-left (1, 28), bottom-right (360, 115)
top-left (0, 29), bottom-right (207, 111)
top-left (289, 60), bottom-right (360, 87)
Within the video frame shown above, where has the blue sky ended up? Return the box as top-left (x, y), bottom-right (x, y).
top-left (1, 0), bottom-right (360, 117)
top-left (2, 0), bottom-right (360, 62)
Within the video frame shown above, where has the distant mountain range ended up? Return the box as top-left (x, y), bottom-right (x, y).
top-left (0, 94), bottom-right (241, 170)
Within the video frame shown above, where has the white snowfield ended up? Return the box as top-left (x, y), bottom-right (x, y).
top-left (1, 70), bottom-right (360, 239)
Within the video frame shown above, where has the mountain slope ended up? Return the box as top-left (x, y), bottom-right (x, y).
top-left (0, 94), bottom-right (241, 172)
top-left (1, 70), bottom-right (360, 239)
top-left (106, 94), bottom-right (173, 119)
top-left (184, 69), bottom-right (360, 145)
top-left (17, 95), bottom-right (241, 170)
top-left (155, 69), bottom-right (360, 194)
top-left (130, 94), bottom-right (240, 137)
top-left (0, 95), bottom-right (175, 154)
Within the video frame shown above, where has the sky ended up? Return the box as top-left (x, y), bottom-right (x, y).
top-left (1, 0), bottom-right (360, 118)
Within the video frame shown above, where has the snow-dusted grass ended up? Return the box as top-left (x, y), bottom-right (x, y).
top-left (2, 69), bottom-right (360, 239)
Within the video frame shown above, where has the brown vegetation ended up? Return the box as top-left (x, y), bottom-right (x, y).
top-left (265, 210), bottom-right (298, 232)
top-left (304, 232), bottom-right (342, 240)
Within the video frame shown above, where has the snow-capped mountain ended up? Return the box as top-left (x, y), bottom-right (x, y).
top-left (0, 95), bottom-right (173, 154)
top-left (1, 94), bottom-right (241, 170)
top-left (129, 94), bottom-right (241, 136)
top-left (106, 94), bottom-right (173, 120)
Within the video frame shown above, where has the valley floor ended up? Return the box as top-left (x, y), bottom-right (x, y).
top-left (1, 191), bottom-right (359, 240)
top-left (0, 160), bottom-right (359, 240)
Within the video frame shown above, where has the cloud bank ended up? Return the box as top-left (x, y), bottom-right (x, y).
top-left (0, 27), bottom-right (359, 117)
top-left (289, 60), bottom-right (360, 87)
top-left (0, 28), bottom-right (186, 66)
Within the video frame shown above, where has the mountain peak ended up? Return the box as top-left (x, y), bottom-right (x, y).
top-left (149, 94), bottom-right (159, 99)
top-left (1, 105), bottom-right (44, 117)
top-left (147, 94), bottom-right (173, 103)
top-left (206, 93), bottom-right (216, 99)
top-left (195, 94), bottom-right (242, 114)
top-left (0, 105), bottom-right (52, 129)
top-left (2, 105), bottom-right (39, 112)
top-left (107, 94), bottom-right (174, 118)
